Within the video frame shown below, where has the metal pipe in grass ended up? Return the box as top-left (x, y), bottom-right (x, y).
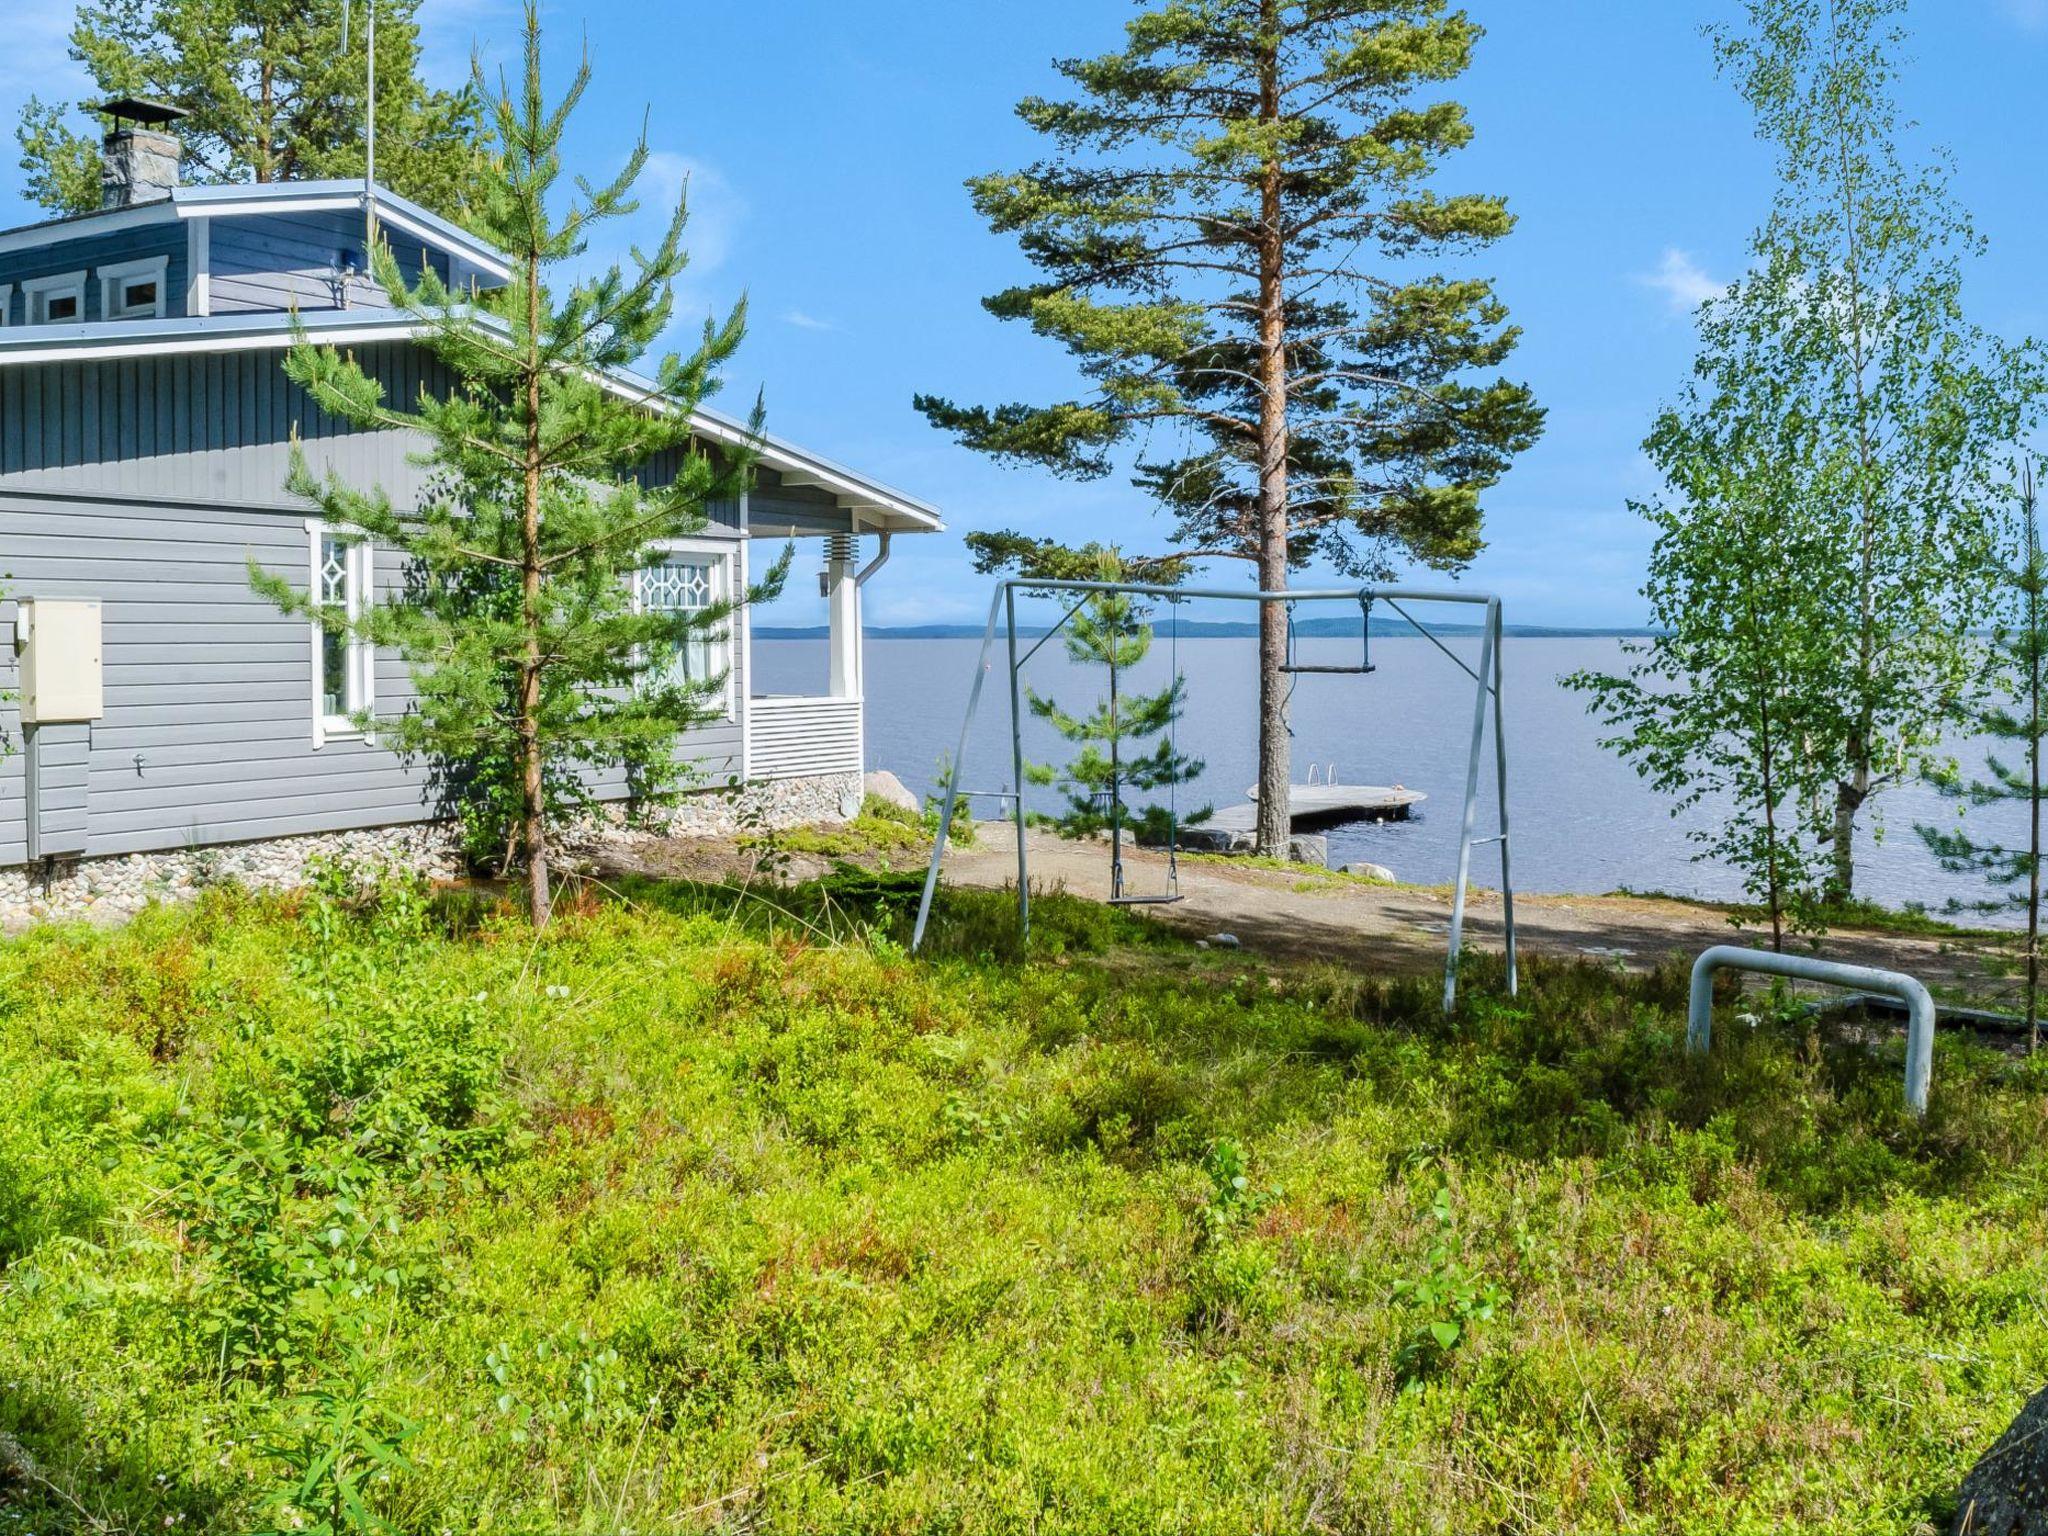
top-left (1687, 945), bottom-right (1936, 1116)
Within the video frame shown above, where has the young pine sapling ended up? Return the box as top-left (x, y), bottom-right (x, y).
top-left (1917, 463), bottom-right (2048, 1046)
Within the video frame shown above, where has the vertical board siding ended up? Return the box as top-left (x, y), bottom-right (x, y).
top-left (0, 344), bottom-right (445, 505)
top-left (1, 348), bottom-right (758, 518)
top-left (748, 466), bottom-right (852, 536)
top-left (0, 222), bottom-right (189, 324)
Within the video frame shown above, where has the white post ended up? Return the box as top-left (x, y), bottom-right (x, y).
top-left (827, 534), bottom-right (859, 699)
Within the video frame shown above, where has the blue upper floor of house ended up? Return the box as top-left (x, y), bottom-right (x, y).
top-left (0, 182), bottom-right (507, 330)
top-left (0, 102), bottom-right (502, 328)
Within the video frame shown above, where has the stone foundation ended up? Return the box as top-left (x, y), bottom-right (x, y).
top-left (635, 771), bottom-right (867, 838)
top-left (0, 770), bottom-right (866, 929)
top-left (0, 823), bottom-right (466, 929)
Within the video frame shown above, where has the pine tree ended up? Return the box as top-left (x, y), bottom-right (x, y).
top-left (1017, 550), bottom-right (1208, 847)
top-left (254, 2), bottom-right (778, 926)
top-left (1709, 0), bottom-right (2031, 899)
top-left (1918, 465), bottom-right (2048, 1045)
top-left (918, 0), bottom-right (1542, 858)
top-left (18, 0), bottom-right (485, 219)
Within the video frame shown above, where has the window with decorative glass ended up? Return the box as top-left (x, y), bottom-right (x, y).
top-left (312, 526), bottom-right (373, 735)
top-left (639, 549), bottom-right (732, 710)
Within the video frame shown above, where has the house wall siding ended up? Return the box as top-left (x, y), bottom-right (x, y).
top-left (0, 345), bottom-right (743, 528)
top-left (0, 343), bottom-right (748, 870)
top-left (209, 208), bottom-right (450, 315)
top-left (0, 221), bottom-right (189, 324)
top-left (749, 466), bottom-right (852, 536)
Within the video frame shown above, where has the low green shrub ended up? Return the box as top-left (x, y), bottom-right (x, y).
top-left (0, 874), bottom-right (2040, 1531)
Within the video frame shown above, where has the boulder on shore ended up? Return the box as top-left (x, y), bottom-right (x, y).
top-left (1953, 1384), bottom-right (2048, 1534)
top-left (1342, 861), bottom-right (1398, 884)
top-left (1178, 827), bottom-right (1254, 854)
top-left (864, 770), bottom-right (920, 815)
top-left (1288, 834), bottom-right (1328, 867)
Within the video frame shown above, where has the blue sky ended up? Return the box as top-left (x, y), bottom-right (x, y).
top-left (5, 0), bottom-right (2047, 626)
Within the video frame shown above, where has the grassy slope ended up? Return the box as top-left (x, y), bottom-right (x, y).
top-left (1, 871), bottom-right (2045, 1533)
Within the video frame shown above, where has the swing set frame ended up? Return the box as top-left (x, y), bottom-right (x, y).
top-left (910, 579), bottom-right (1519, 1013)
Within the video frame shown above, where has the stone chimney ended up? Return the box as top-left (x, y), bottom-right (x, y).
top-left (94, 98), bottom-right (188, 210)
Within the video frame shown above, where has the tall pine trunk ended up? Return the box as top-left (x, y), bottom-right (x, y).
top-left (1252, 13), bottom-right (1291, 859)
top-left (521, 272), bottom-right (552, 926)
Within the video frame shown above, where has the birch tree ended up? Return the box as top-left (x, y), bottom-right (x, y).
top-left (1712, 0), bottom-right (2027, 898)
top-left (1569, 281), bottom-right (1845, 951)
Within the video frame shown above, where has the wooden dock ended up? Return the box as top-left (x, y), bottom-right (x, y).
top-left (1207, 783), bottom-right (1427, 833)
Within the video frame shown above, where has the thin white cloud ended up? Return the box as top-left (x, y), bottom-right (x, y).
top-left (416, 0), bottom-right (519, 84)
top-left (569, 149), bottom-right (744, 333)
top-left (638, 150), bottom-right (740, 276)
top-left (782, 309), bottom-right (838, 332)
top-left (2002, 0), bottom-right (2048, 28)
top-left (1636, 248), bottom-right (1726, 316)
top-left (0, 7), bottom-right (87, 94)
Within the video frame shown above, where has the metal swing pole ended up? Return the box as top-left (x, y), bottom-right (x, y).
top-left (1006, 583), bottom-right (1031, 943)
top-left (1491, 599), bottom-right (1517, 996)
top-left (1166, 595), bottom-right (1182, 893)
top-left (1444, 601), bottom-right (1498, 1014)
top-left (911, 584), bottom-right (1008, 952)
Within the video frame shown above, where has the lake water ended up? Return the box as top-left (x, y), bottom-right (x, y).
top-left (754, 635), bottom-right (2027, 922)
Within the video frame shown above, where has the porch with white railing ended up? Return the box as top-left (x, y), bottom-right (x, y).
top-left (743, 530), bottom-right (869, 782)
top-left (746, 694), bottom-right (863, 780)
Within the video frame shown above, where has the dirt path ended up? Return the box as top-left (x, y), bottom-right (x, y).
top-left (940, 826), bottom-right (2011, 992)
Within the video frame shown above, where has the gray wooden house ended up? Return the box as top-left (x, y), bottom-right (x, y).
top-left (0, 105), bottom-right (939, 878)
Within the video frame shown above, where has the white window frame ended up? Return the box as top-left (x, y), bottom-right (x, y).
top-left (22, 270), bottom-right (86, 326)
top-left (306, 519), bottom-right (375, 746)
top-left (98, 254), bottom-right (170, 321)
top-left (635, 538), bottom-right (738, 721)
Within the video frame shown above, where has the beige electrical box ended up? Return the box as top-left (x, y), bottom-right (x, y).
top-left (18, 599), bottom-right (104, 724)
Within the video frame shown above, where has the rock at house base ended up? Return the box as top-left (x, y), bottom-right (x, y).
top-left (864, 770), bottom-right (919, 815)
top-left (1954, 1385), bottom-right (2048, 1534)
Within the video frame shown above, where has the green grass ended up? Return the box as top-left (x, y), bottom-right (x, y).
top-left (1180, 851), bottom-right (1392, 884)
top-left (1610, 886), bottom-right (2007, 941)
top-left (750, 794), bottom-right (935, 861)
top-left (1, 866), bottom-right (2044, 1532)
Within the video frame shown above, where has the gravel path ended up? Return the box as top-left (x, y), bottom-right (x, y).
top-left (940, 825), bottom-right (2011, 992)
